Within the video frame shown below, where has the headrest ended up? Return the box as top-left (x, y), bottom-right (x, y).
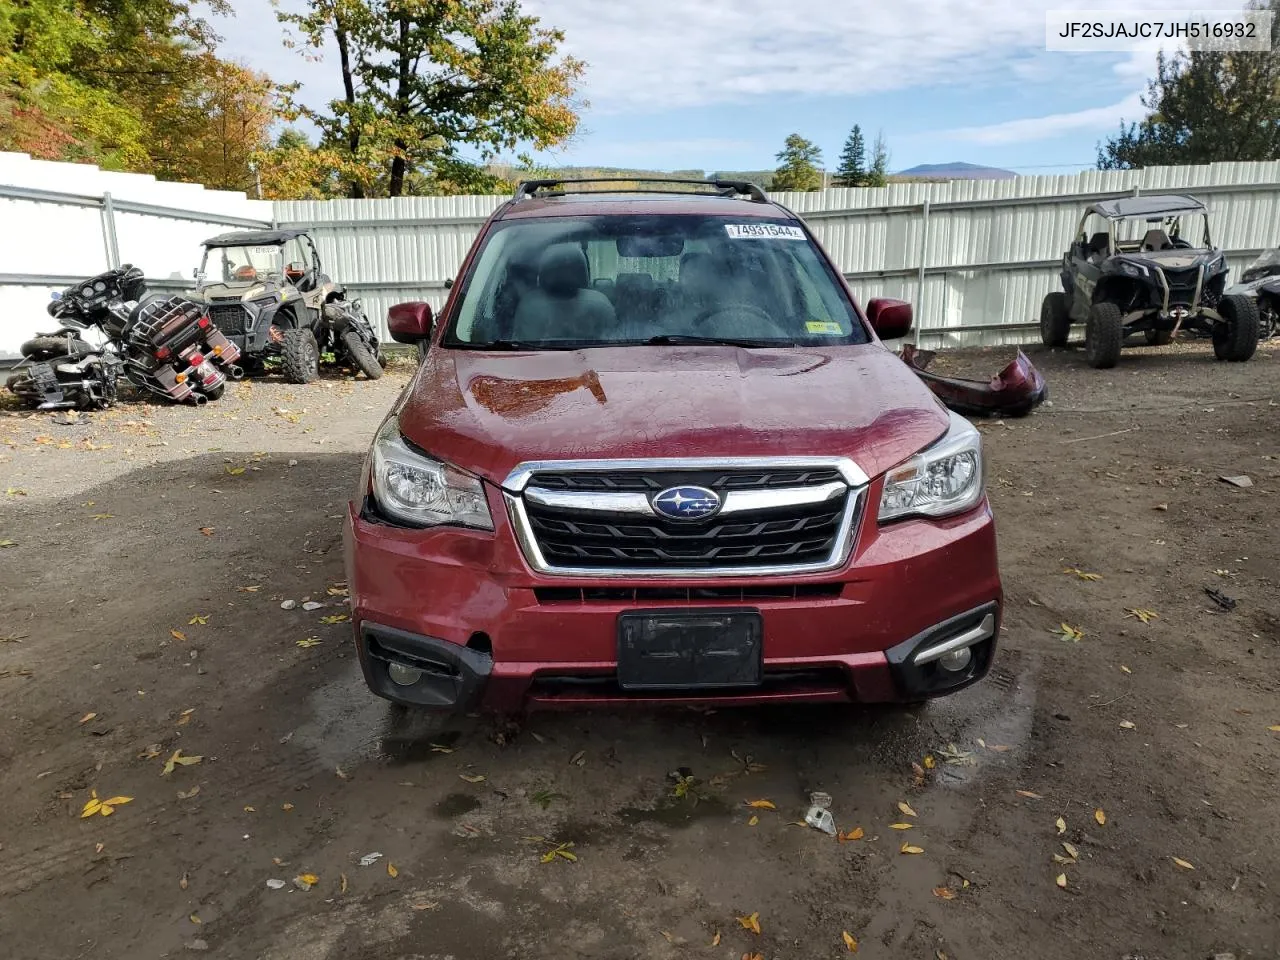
top-left (539, 245), bottom-right (589, 296)
top-left (615, 272), bottom-right (655, 293)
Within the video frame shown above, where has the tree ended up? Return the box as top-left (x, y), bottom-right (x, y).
top-left (834, 124), bottom-right (866, 187)
top-left (868, 131), bottom-right (890, 187)
top-left (278, 0), bottom-right (585, 198)
top-left (1098, 1), bottom-right (1280, 168)
top-left (773, 133), bottom-right (823, 192)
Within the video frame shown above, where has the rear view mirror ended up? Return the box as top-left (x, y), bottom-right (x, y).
top-left (388, 301), bottom-right (434, 344)
top-left (617, 234), bottom-right (684, 258)
top-left (866, 298), bottom-right (913, 340)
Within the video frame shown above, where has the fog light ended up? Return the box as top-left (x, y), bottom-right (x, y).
top-left (387, 661), bottom-right (423, 686)
top-left (937, 647), bottom-right (973, 672)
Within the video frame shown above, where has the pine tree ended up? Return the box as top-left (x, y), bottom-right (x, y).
top-left (772, 134), bottom-right (824, 192)
top-left (834, 124), bottom-right (867, 187)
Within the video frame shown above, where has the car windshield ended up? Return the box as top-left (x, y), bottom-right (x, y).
top-left (200, 244), bottom-right (284, 285)
top-left (1109, 213), bottom-right (1210, 252)
top-left (1244, 247), bottom-right (1280, 277)
top-left (444, 214), bottom-right (867, 348)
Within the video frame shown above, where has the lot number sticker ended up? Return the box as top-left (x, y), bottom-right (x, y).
top-left (725, 223), bottom-right (805, 240)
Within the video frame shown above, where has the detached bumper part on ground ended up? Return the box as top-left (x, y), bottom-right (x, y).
top-left (901, 345), bottom-right (1047, 418)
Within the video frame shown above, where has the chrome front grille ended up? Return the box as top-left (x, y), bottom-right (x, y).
top-left (503, 457), bottom-right (868, 578)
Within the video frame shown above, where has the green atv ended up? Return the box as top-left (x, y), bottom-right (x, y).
top-left (195, 228), bottom-right (384, 383)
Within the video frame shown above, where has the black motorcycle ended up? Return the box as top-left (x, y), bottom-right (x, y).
top-left (6, 266), bottom-right (244, 410)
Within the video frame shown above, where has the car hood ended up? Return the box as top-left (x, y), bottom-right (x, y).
top-left (395, 345), bottom-right (950, 486)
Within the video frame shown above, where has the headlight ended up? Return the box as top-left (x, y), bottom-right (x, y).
top-left (878, 411), bottom-right (984, 522)
top-left (370, 417), bottom-right (493, 529)
top-left (1120, 262), bottom-right (1148, 279)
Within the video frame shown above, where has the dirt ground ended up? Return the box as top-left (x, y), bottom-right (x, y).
top-left (0, 342), bottom-right (1277, 960)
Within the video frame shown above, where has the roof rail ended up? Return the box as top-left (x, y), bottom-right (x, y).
top-left (512, 177), bottom-right (770, 203)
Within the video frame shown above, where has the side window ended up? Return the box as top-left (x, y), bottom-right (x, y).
top-left (285, 238), bottom-right (308, 272)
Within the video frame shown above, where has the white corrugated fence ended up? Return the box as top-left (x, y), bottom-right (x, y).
top-left (6, 154), bottom-right (1280, 356)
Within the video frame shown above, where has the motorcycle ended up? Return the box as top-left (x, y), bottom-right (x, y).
top-left (6, 265), bottom-right (244, 410)
top-left (1224, 247), bottom-right (1280, 341)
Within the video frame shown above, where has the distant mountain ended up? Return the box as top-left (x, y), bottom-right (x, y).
top-left (895, 161), bottom-right (1017, 181)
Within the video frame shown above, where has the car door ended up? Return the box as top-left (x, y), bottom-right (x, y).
top-left (1069, 213), bottom-right (1103, 322)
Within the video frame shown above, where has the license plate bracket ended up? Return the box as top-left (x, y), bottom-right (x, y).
top-left (617, 608), bottom-right (763, 690)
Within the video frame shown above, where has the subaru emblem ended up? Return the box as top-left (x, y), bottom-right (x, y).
top-left (651, 485), bottom-right (721, 521)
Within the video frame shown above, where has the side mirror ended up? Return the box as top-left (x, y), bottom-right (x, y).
top-left (388, 301), bottom-right (434, 344)
top-left (866, 297), bottom-right (913, 340)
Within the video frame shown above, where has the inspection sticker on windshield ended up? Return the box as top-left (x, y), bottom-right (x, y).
top-left (725, 223), bottom-right (805, 240)
top-left (805, 320), bottom-right (843, 335)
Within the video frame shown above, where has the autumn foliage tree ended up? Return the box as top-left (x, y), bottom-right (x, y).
top-left (277, 0), bottom-right (585, 197)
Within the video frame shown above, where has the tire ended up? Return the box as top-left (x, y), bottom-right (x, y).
top-left (1085, 301), bottom-right (1123, 369)
top-left (1144, 329), bottom-right (1173, 346)
top-left (1039, 292), bottom-right (1072, 347)
top-left (281, 328), bottom-right (320, 383)
top-left (202, 381), bottom-right (226, 401)
top-left (21, 336), bottom-right (95, 361)
top-left (341, 330), bottom-right (384, 380)
top-left (1213, 294), bottom-right (1260, 362)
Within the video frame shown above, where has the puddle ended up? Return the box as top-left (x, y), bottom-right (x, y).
top-left (378, 726), bottom-right (461, 765)
top-left (618, 794), bottom-right (730, 829)
top-left (436, 793), bottom-right (481, 818)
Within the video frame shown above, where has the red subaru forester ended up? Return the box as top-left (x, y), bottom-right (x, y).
top-left (344, 179), bottom-right (1001, 711)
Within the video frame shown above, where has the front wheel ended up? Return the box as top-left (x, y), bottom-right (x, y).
top-left (341, 329), bottom-right (384, 380)
top-left (1040, 292), bottom-right (1072, 347)
top-left (281, 329), bottom-right (320, 383)
top-left (1213, 294), bottom-right (1260, 362)
top-left (1085, 302), bottom-right (1123, 368)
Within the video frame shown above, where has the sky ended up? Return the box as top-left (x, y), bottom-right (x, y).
top-left (205, 0), bottom-right (1254, 175)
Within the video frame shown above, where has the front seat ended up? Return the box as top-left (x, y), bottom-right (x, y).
top-left (1141, 228), bottom-right (1173, 252)
top-left (513, 245), bottom-right (616, 342)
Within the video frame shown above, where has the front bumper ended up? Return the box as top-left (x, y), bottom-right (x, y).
top-left (344, 490), bottom-right (1003, 712)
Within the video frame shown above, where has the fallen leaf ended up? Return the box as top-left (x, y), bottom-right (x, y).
top-left (1056, 873), bottom-right (1068, 889)
top-left (189, 913), bottom-right (201, 925)
top-left (923, 755), bottom-right (935, 769)
top-left (296, 637), bottom-right (322, 648)
top-left (1120, 665), bottom-right (1132, 674)
top-left (199, 527), bottom-right (214, 537)
top-left (1172, 857), bottom-right (1195, 870)
top-left (340, 873), bottom-right (348, 894)
top-left (225, 466), bottom-right (246, 476)
top-left (170, 629), bottom-right (187, 642)
top-left (842, 930), bottom-right (859, 952)
top-left (243, 805), bottom-right (256, 813)
top-left (90, 513), bottom-right (113, 520)
top-left (737, 912), bottom-right (761, 935)
top-left (238, 585), bottom-right (261, 592)
top-left (387, 863), bottom-right (398, 878)
top-left (932, 886), bottom-right (956, 900)
top-left (326, 585), bottom-right (349, 596)
top-left (1063, 567), bottom-right (1102, 581)
top-left (94, 843), bottom-right (104, 854)
top-left (430, 743), bottom-right (454, 754)
top-left (295, 873), bottom-right (319, 890)
top-left (282, 803), bottom-right (294, 811)
top-left (177, 786), bottom-right (201, 800)
top-left (1119, 720), bottom-right (1137, 730)
top-left (459, 774), bottom-right (486, 783)
top-left (1268, 725), bottom-right (1280, 733)
top-left (80, 791), bottom-right (102, 818)
top-left (188, 614), bottom-right (208, 625)
top-left (1062, 841), bottom-right (1079, 860)
top-left (180, 873), bottom-right (188, 890)
top-left (897, 801), bottom-right (918, 818)
top-left (320, 614), bottom-right (350, 624)
top-left (837, 827), bottom-right (864, 843)
top-left (900, 842), bottom-right (924, 855)
top-left (162, 750), bottom-right (203, 776)
top-left (1056, 817), bottom-right (1067, 835)
top-left (335, 766), bottom-right (350, 780)
top-left (569, 750), bottom-right (585, 766)
top-left (1094, 808), bottom-right (1106, 826)
top-left (1125, 608), bottom-right (1159, 624)
top-left (747, 815), bottom-right (759, 826)
top-left (1154, 502), bottom-right (1168, 511)
top-left (178, 708), bottom-right (195, 725)
top-left (1056, 623), bottom-right (1085, 642)
top-left (890, 823), bottom-right (914, 830)
top-left (911, 761), bottom-right (925, 786)
top-left (711, 932), bottom-right (721, 946)
top-left (1053, 853), bottom-right (1075, 865)
top-left (746, 799), bottom-right (776, 810)
top-left (0, 539), bottom-right (17, 548)
top-left (78, 712), bottom-right (97, 725)
top-left (1016, 790), bottom-right (1044, 799)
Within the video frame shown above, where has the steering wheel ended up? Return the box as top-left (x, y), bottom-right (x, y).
top-left (688, 302), bottom-right (789, 338)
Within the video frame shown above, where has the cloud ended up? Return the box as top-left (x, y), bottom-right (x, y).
top-left (554, 137), bottom-right (760, 167)
top-left (933, 91), bottom-right (1147, 145)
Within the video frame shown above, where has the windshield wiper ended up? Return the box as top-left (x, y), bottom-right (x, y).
top-left (641, 334), bottom-right (782, 348)
top-left (461, 339), bottom-right (551, 351)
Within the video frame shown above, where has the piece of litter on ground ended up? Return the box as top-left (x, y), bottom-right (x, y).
top-left (804, 805), bottom-right (837, 836)
top-left (1204, 587), bottom-right (1237, 611)
top-left (301, 601), bottom-right (323, 611)
top-left (266, 879), bottom-right (286, 890)
top-left (280, 600), bottom-right (297, 610)
top-left (1219, 475), bottom-right (1253, 488)
top-left (358, 852), bottom-right (383, 867)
